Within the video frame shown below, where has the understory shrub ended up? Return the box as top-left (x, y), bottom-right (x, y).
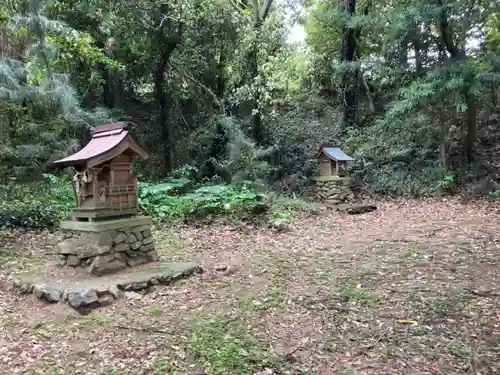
top-left (138, 174), bottom-right (317, 224)
top-left (0, 171), bottom-right (313, 230)
top-left (138, 182), bottom-right (271, 223)
top-left (0, 174), bottom-right (74, 229)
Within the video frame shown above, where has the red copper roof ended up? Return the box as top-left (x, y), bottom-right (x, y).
top-left (54, 122), bottom-right (146, 167)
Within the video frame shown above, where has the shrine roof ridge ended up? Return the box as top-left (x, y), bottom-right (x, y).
top-left (318, 144), bottom-right (353, 162)
top-left (53, 121), bottom-right (147, 168)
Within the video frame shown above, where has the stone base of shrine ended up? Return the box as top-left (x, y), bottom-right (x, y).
top-left (56, 216), bottom-right (158, 276)
top-left (314, 176), bottom-right (354, 205)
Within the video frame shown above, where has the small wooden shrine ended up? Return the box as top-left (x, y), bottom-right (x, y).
top-left (54, 122), bottom-right (147, 221)
top-left (317, 144), bottom-right (353, 178)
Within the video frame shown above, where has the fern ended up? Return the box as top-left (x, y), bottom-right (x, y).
top-left (213, 116), bottom-right (277, 186)
top-left (0, 0), bottom-right (113, 177)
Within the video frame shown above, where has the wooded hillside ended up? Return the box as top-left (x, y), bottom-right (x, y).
top-left (1, 0), bottom-right (500, 196)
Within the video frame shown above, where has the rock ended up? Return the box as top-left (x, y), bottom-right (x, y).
top-left (145, 250), bottom-right (159, 262)
top-left (96, 231), bottom-right (114, 246)
top-left (126, 233), bottom-right (137, 244)
top-left (114, 252), bottom-right (126, 260)
top-left (109, 286), bottom-right (124, 299)
top-left (76, 245), bottom-right (104, 259)
top-left (124, 291), bottom-right (141, 300)
top-left (142, 236), bottom-right (154, 245)
top-left (114, 232), bottom-right (127, 244)
top-left (33, 285), bottom-right (62, 303)
top-left (86, 255), bottom-right (127, 275)
top-left (215, 264), bottom-right (228, 271)
top-left (33, 284), bottom-right (61, 302)
top-left (126, 250), bottom-right (138, 257)
top-left (141, 229), bottom-right (151, 238)
top-left (131, 241), bottom-right (142, 250)
top-left (19, 283), bottom-right (32, 293)
top-left (98, 295), bottom-right (114, 306)
top-left (149, 278), bottom-right (159, 285)
top-left (140, 242), bottom-right (155, 252)
top-left (95, 286), bottom-right (111, 296)
top-left (68, 289), bottom-right (98, 308)
top-left (114, 242), bottom-right (130, 252)
top-left (126, 256), bottom-right (149, 267)
top-left (57, 239), bottom-right (78, 255)
top-left (135, 282), bottom-right (148, 290)
top-left (44, 287), bottom-right (62, 303)
top-left (132, 229), bottom-right (143, 241)
top-left (33, 284), bottom-right (46, 299)
top-left (66, 255), bottom-right (80, 266)
top-left (254, 369), bottom-right (273, 375)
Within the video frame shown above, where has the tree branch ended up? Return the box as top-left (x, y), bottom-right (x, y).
top-left (229, 0), bottom-right (246, 13)
top-left (436, 0), bottom-right (461, 58)
top-left (361, 73), bottom-right (375, 113)
top-left (168, 61), bottom-right (221, 107)
top-left (259, 0), bottom-right (274, 21)
top-left (251, 0), bottom-right (260, 23)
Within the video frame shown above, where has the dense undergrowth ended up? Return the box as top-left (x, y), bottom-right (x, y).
top-left (0, 174), bottom-right (74, 229)
top-left (0, 173), bottom-right (314, 230)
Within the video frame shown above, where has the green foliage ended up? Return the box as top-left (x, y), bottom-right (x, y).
top-left (0, 173), bottom-right (73, 229)
top-left (488, 189), bottom-right (500, 198)
top-left (187, 313), bottom-right (290, 375)
top-left (138, 181), bottom-right (270, 223)
top-left (0, 168), bottom-right (312, 229)
top-left (2, 0), bottom-right (500, 199)
top-left (216, 118), bottom-right (277, 185)
top-left (337, 282), bottom-right (380, 307)
top-left (1, 0), bottom-right (113, 178)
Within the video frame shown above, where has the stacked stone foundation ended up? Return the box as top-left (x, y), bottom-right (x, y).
top-left (314, 176), bottom-right (354, 205)
top-left (56, 217), bottom-right (158, 275)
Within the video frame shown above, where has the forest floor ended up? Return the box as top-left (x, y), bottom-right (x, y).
top-left (1, 199), bottom-right (500, 375)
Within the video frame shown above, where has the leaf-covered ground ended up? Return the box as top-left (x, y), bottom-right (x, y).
top-left (1, 199), bottom-right (500, 375)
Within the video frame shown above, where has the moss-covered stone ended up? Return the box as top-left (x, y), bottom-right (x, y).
top-left (97, 231), bottom-right (115, 246)
top-left (126, 233), bottom-right (137, 244)
top-left (142, 236), bottom-right (153, 245)
top-left (114, 232), bottom-right (127, 244)
top-left (57, 219), bottom-right (158, 275)
top-left (114, 242), bottom-right (130, 252)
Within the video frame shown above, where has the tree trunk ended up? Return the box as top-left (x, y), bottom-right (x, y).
top-left (340, 0), bottom-right (357, 129)
top-left (247, 0), bottom-right (273, 145)
top-left (465, 95), bottom-right (477, 162)
top-left (438, 107), bottom-right (447, 170)
top-left (153, 3), bottom-right (182, 174)
top-left (248, 46), bottom-right (264, 144)
top-left (413, 35), bottom-right (423, 76)
top-left (102, 67), bottom-right (114, 108)
top-left (437, 1), bottom-right (476, 163)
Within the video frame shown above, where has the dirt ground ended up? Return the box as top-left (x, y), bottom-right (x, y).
top-left (1, 198), bottom-right (499, 375)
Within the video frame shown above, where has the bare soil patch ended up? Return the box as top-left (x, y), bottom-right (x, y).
top-left (1, 198), bottom-right (499, 374)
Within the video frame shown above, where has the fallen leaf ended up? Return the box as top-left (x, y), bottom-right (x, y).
top-left (396, 319), bottom-right (418, 325)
